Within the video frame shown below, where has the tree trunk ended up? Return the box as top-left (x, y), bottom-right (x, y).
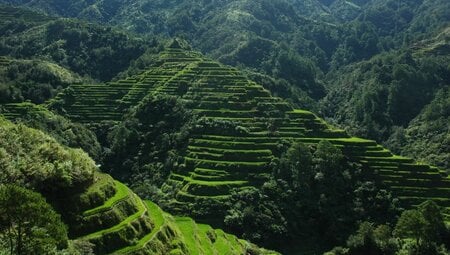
top-left (16, 224), bottom-right (22, 255)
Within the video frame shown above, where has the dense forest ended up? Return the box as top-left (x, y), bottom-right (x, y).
top-left (0, 0), bottom-right (449, 254)
top-left (1, 0), bottom-right (448, 171)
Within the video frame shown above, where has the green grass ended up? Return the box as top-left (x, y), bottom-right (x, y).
top-left (82, 181), bottom-right (129, 217)
top-left (185, 178), bottom-right (248, 186)
top-left (74, 172), bottom-right (117, 212)
top-left (114, 201), bottom-right (165, 254)
top-left (80, 192), bottom-right (146, 240)
top-left (185, 157), bottom-right (268, 167)
top-left (174, 217), bottom-right (253, 255)
top-left (175, 217), bottom-right (204, 254)
top-left (213, 229), bottom-right (245, 255)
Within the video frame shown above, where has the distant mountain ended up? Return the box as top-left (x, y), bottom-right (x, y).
top-left (2, 0), bottom-right (448, 104)
top-left (0, 5), bottom-right (151, 83)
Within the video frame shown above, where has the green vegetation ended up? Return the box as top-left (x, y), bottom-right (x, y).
top-left (45, 45), bottom-right (450, 253)
top-left (326, 201), bottom-right (450, 255)
top-left (1, 1), bottom-right (449, 253)
top-left (0, 118), bottom-right (274, 254)
top-left (0, 59), bottom-right (83, 104)
top-left (0, 116), bottom-right (95, 190)
top-left (173, 215), bottom-right (278, 255)
top-left (0, 102), bottom-right (101, 160)
top-left (322, 49), bottom-right (450, 171)
top-left (386, 87), bottom-right (450, 172)
top-left (0, 5), bottom-right (157, 105)
top-left (82, 181), bottom-right (129, 217)
top-left (0, 185), bottom-right (67, 255)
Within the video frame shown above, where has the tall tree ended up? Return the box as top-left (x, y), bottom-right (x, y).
top-left (0, 185), bottom-right (67, 255)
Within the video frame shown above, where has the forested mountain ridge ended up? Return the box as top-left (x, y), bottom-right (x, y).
top-left (3, 0), bottom-right (448, 73)
top-left (0, 5), bottom-right (154, 95)
top-left (2, 1), bottom-right (448, 172)
top-left (1, 1), bottom-right (450, 254)
top-left (321, 24), bottom-right (450, 172)
top-left (4, 42), bottom-right (445, 253)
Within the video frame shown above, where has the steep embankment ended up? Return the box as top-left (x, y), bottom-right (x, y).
top-left (64, 172), bottom-right (271, 255)
top-left (47, 43), bottom-right (450, 225)
top-left (0, 117), bottom-right (276, 254)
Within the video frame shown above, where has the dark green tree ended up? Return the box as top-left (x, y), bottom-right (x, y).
top-left (0, 185), bottom-right (67, 255)
top-left (277, 142), bottom-right (313, 189)
top-left (394, 209), bottom-right (426, 246)
top-left (419, 201), bottom-right (448, 245)
top-left (346, 222), bottom-right (381, 255)
top-left (224, 187), bottom-right (287, 247)
top-left (394, 201), bottom-right (447, 250)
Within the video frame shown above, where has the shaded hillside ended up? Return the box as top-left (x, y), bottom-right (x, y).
top-left (321, 26), bottom-right (450, 171)
top-left (0, 102), bottom-right (101, 160)
top-left (3, 0), bottom-right (449, 79)
top-left (0, 117), bottom-right (276, 255)
top-left (3, 2), bottom-right (448, 145)
top-left (385, 88), bottom-right (450, 173)
top-left (0, 57), bottom-right (84, 104)
top-left (1, 1), bottom-right (449, 253)
top-left (0, 5), bottom-right (152, 83)
top-left (2, 2), bottom-right (448, 135)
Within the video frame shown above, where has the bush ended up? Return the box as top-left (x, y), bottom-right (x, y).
top-left (0, 118), bottom-right (96, 191)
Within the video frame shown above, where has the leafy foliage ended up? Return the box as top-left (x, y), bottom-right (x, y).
top-left (394, 201), bottom-right (448, 249)
top-left (386, 87), bottom-right (450, 172)
top-left (224, 187), bottom-right (287, 246)
top-left (323, 51), bottom-right (450, 140)
top-left (0, 8), bottom-right (151, 82)
top-left (225, 141), bottom-right (399, 251)
top-left (0, 185), bottom-right (68, 255)
top-left (0, 117), bottom-right (96, 191)
top-left (0, 103), bottom-right (102, 160)
top-left (1, 1), bottom-right (449, 254)
top-left (327, 201), bottom-right (450, 255)
top-left (0, 59), bottom-right (82, 104)
top-left (104, 95), bottom-right (195, 200)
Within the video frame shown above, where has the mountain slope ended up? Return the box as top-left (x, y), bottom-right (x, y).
top-left (0, 102), bottom-right (101, 160)
top-left (50, 43), bottom-right (450, 227)
top-left (0, 117), bottom-right (276, 255)
top-left (321, 25), bottom-right (450, 171)
top-left (0, 5), bottom-right (150, 83)
top-left (386, 87), bottom-right (450, 173)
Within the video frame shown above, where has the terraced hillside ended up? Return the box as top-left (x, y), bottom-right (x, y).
top-left (63, 172), bottom-right (273, 255)
top-left (49, 48), bottom-right (203, 123)
top-left (0, 117), bottom-right (276, 255)
top-left (0, 4), bottom-right (52, 24)
top-left (0, 56), bottom-right (10, 67)
top-left (50, 44), bottom-right (450, 224)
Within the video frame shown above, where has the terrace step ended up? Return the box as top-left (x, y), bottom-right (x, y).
top-left (111, 201), bottom-right (165, 254)
top-left (81, 192), bottom-right (153, 254)
top-left (183, 179), bottom-right (249, 196)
